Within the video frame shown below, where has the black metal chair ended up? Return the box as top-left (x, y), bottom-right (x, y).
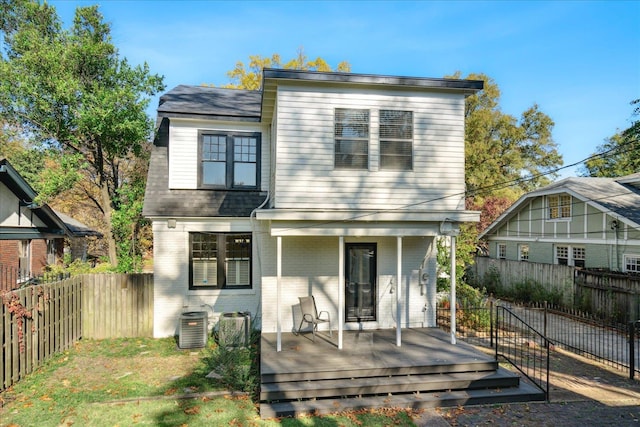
top-left (297, 296), bottom-right (332, 341)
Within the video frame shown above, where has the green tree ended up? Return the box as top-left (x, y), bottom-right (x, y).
top-left (0, 1), bottom-right (164, 269)
top-left (439, 74), bottom-right (562, 289)
top-left (223, 47), bottom-right (351, 90)
top-left (582, 99), bottom-right (640, 177)
top-left (454, 73), bottom-right (562, 196)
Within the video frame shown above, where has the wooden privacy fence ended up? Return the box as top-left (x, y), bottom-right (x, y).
top-left (82, 274), bottom-right (154, 339)
top-left (575, 269), bottom-right (640, 323)
top-left (1, 273), bottom-right (153, 390)
top-left (472, 257), bottom-right (575, 305)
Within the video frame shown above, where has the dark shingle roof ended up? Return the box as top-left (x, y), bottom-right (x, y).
top-left (142, 145), bottom-right (267, 218)
top-left (157, 85), bottom-right (261, 122)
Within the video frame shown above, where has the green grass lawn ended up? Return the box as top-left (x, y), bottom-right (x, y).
top-left (0, 337), bottom-right (419, 426)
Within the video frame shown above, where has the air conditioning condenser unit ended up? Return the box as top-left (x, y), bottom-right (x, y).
top-left (179, 311), bottom-right (208, 349)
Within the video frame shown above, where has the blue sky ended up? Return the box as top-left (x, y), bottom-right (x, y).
top-left (50, 0), bottom-right (640, 178)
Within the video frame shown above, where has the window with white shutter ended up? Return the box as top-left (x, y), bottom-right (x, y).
top-left (190, 233), bottom-right (251, 289)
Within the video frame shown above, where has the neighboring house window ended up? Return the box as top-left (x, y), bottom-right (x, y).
top-left (556, 245), bottom-right (585, 267)
top-left (199, 132), bottom-right (259, 188)
top-left (18, 240), bottom-right (30, 280)
top-left (380, 110), bottom-right (413, 170)
top-left (497, 243), bottom-right (506, 259)
top-left (519, 244), bottom-right (529, 261)
top-left (335, 108), bottom-right (369, 169)
top-left (573, 247), bottom-right (586, 268)
top-left (190, 233), bottom-right (251, 289)
top-left (47, 239), bottom-right (56, 265)
top-left (548, 194), bottom-right (571, 219)
top-left (556, 246), bottom-right (569, 265)
top-left (624, 255), bottom-right (640, 273)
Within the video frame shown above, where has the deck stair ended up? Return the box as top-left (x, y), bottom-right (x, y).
top-left (260, 329), bottom-right (545, 418)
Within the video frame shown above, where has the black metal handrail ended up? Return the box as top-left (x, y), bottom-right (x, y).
top-left (495, 305), bottom-right (550, 400)
top-left (631, 320), bottom-right (640, 380)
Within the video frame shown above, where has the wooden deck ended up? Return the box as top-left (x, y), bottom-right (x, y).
top-left (261, 327), bottom-right (496, 380)
top-left (260, 328), bottom-right (545, 418)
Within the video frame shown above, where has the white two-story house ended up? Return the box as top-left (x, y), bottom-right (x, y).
top-left (143, 69), bottom-right (483, 347)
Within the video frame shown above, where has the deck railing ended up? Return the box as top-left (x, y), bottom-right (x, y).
top-left (438, 299), bottom-right (640, 384)
top-left (628, 320), bottom-right (640, 380)
top-left (495, 305), bottom-right (550, 399)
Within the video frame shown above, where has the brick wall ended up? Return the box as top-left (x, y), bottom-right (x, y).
top-left (30, 239), bottom-right (47, 276)
top-left (0, 240), bottom-right (19, 270)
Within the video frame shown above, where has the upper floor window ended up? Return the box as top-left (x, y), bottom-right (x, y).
top-left (380, 110), bottom-right (413, 170)
top-left (335, 108), bottom-right (369, 169)
top-left (497, 243), bottom-right (506, 259)
top-left (190, 232), bottom-right (252, 289)
top-left (548, 194), bottom-right (571, 220)
top-left (199, 132), bottom-right (260, 189)
top-left (519, 244), bottom-right (529, 262)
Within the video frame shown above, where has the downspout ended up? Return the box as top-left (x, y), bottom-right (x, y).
top-left (450, 235), bottom-right (457, 345)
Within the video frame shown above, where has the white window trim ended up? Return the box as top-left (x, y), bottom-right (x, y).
top-left (547, 194), bottom-right (572, 221)
top-left (555, 244), bottom-right (585, 267)
top-left (623, 254), bottom-right (640, 273)
top-left (518, 244), bottom-right (529, 262)
top-left (497, 243), bottom-right (506, 259)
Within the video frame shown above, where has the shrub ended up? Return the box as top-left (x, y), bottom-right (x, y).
top-left (202, 329), bottom-right (260, 400)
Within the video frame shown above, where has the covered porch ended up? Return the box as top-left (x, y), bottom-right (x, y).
top-left (259, 328), bottom-right (544, 418)
top-left (255, 208), bottom-right (474, 351)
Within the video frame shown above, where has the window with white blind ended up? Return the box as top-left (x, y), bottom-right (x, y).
top-left (380, 110), bottom-right (413, 170)
top-left (190, 233), bottom-right (251, 289)
top-left (519, 244), bottom-right (529, 261)
top-left (548, 194), bottom-right (571, 219)
top-left (335, 108), bottom-right (369, 169)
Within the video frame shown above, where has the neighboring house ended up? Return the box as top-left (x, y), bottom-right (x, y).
top-left (0, 159), bottom-right (101, 286)
top-left (479, 174), bottom-right (640, 272)
top-left (143, 69), bottom-right (483, 344)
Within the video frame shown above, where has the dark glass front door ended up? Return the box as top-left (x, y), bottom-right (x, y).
top-left (345, 243), bottom-right (376, 322)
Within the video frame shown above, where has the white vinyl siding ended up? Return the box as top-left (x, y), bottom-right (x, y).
top-left (259, 235), bottom-right (435, 333)
top-left (151, 219), bottom-right (261, 338)
top-left (272, 87), bottom-right (466, 211)
top-left (167, 119), bottom-right (270, 191)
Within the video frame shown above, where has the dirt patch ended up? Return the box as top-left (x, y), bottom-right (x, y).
top-left (437, 347), bottom-right (640, 426)
top-left (49, 354), bottom-right (202, 389)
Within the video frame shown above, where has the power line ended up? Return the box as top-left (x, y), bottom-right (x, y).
top-left (259, 136), bottom-right (639, 236)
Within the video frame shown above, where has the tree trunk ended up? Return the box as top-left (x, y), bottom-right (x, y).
top-left (99, 181), bottom-right (118, 267)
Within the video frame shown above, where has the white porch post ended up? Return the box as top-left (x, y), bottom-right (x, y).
top-left (276, 236), bottom-right (282, 352)
top-left (396, 236), bottom-right (402, 347)
top-left (338, 236), bottom-right (344, 350)
top-left (450, 235), bottom-right (457, 345)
